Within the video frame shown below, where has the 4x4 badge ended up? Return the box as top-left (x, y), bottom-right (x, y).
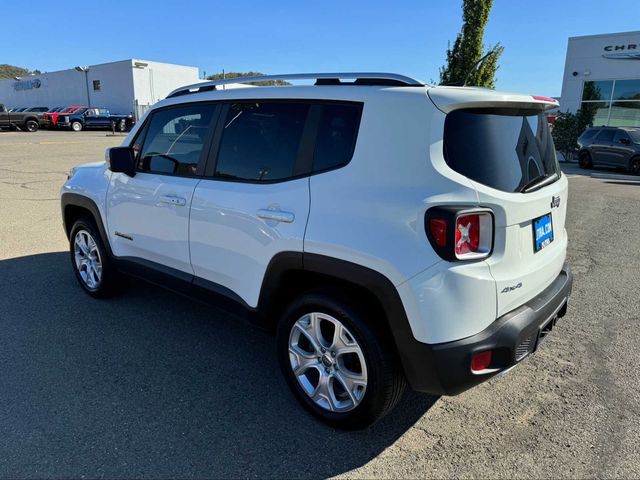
top-left (501, 282), bottom-right (522, 294)
top-left (551, 196), bottom-right (560, 208)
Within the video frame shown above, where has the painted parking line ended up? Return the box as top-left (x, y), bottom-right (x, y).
top-left (591, 172), bottom-right (640, 182)
top-left (0, 141), bottom-right (93, 146)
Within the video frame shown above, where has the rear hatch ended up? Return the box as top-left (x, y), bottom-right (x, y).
top-left (429, 87), bottom-right (568, 317)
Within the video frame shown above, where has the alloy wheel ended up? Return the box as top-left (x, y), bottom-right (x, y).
top-left (288, 312), bottom-right (368, 412)
top-left (73, 230), bottom-right (103, 289)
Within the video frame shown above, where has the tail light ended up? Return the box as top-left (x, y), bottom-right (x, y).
top-left (425, 207), bottom-right (493, 261)
top-left (428, 218), bottom-right (447, 247)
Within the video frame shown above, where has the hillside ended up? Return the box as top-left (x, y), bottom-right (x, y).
top-left (0, 64), bottom-right (41, 80)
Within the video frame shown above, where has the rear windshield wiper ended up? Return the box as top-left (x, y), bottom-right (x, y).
top-left (519, 172), bottom-right (559, 193)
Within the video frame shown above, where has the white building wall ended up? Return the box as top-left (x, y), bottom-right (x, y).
top-left (560, 31), bottom-right (640, 114)
top-left (0, 59), bottom-right (200, 116)
top-left (84, 60), bottom-right (136, 114)
top-left (0, 60), bottom-right (135, 113)
top-left (131, 59), bottom-right (200, 108)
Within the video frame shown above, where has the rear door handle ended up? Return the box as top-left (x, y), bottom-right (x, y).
top-left (159, 195), bottom-right (187, 206)
top-left (256, 209), bottom-right (295, 223)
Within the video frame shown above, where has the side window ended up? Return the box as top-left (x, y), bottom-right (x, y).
top-left (138, 104), bottom-right (215, 176)
top-left (613, 130), bottom-right (630, 144)
top-left (596, 129), bottom-right (615, 142)
top-left (214, 102), bottom-right (309, 181)
top-left (579, 129), bottom-right (598, 141)
top-left (313, 103), bottom-right (362, 172)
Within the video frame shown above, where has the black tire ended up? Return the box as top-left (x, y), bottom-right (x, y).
top-left (276, 288), bottom-right (406, 430)
top-left (630, 156), bottom-right (640, 176)
top-left (71, 121), bottom-right (83, 132)
top-left (69, 216), bottom-right (119, 298)
top-left (25, 120), bottom-right (39, 132)
top-left (578, 151), bottom-right (593, 169)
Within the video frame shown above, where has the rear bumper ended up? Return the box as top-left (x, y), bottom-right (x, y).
top-left (403, 263), bottom-right (573, 395)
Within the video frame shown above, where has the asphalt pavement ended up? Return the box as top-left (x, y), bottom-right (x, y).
top-left (0, 131), bottom-right (639, 478)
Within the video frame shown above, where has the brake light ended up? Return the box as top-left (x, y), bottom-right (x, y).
top-left (425, 207), bottom-right (493, 261)
top-left (429, 218), bottom-right (447, 247)
top-left (532, 95), bottom-right (557, 104)
top-left (454, 211), bottom-right (493, 260)
top-left (455, 214), bottom-right (480, 255)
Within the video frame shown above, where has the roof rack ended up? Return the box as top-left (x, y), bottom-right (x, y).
top-left (167, 72), bottom-right (425, 98)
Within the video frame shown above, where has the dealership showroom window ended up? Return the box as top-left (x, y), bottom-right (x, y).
top-left (581, 78), bottom-right (640, 126)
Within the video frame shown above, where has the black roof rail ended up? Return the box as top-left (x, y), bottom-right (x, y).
top-left (167, 72), bottom-right (425, 98)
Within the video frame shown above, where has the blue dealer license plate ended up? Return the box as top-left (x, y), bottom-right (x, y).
top-left (533, 213), bottom-right (554, 252)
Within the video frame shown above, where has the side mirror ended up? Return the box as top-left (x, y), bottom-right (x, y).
top-left (620, 137), bottom-right (630, 145)
top-left (107, 147), bottom-right (136, 177)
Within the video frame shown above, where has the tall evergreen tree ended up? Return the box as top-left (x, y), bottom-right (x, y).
top-left (439, 0), bottom-right (504, 87)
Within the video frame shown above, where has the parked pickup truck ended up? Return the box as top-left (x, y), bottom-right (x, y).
top-left (57, 108), bottom-right (136, 132)
top-left (0, 103), bottom-right (49, 132)
top-left (45, 105), bottom-right (86, 128)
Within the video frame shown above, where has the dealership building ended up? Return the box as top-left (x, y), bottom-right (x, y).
top-left (560, 30), bottom-right (640, 127)
top-left (0, 59), bottom-right (200, 119)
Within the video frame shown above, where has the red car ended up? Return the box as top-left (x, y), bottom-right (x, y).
top-left (45, 106), bottom-right (87, 128)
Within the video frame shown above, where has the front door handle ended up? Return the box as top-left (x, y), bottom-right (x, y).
top-left (159, 195), bottom-right (187, 206)
top-left (256, 209), bottom-right (295, 223)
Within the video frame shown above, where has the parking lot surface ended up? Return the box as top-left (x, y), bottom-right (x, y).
top-left (1, 131), bottom-right (639, 478)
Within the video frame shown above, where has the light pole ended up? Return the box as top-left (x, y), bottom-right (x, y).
top-left (75, 66), bottom-right (91, 107)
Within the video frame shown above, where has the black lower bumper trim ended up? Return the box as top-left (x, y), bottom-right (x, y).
top-left (405, 263), bottom-right (573, 395)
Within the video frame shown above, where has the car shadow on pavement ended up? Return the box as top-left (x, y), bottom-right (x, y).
top-left (0, 252), bottom-right (438, 479)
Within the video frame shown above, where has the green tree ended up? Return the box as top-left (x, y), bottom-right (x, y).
top-left (439, 0), bottom-right (504, 87)
top-left (552, 112), bottom-right (580, 161)
top-left (207, 71), bottom-right (289, 86)
top-left (552, 106), bottom-right (597, 161)
top-left (577, 81), bottom-right (602, 128)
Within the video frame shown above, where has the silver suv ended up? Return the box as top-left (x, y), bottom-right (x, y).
top-left (577, 126), bottom-right (640, 175)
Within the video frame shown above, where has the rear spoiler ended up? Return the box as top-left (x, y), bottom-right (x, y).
top-left (427, 86), bottom-right (558, 114)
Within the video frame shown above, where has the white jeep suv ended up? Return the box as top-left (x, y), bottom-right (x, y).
top-left (61, 73), bottom-right (573, 429)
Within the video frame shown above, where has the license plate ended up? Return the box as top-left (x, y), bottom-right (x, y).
top-left (532, 213), bottom-right (554, 252)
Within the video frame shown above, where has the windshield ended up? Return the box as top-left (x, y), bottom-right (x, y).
top-left (443, 109), bottom-right (560, 193)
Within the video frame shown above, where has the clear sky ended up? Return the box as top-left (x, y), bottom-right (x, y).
top-left (4, 0), bottom-right (640, 96)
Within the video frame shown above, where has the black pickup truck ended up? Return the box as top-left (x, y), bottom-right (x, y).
top-left (0, 104), bottom-right (48, 131)
top-left (57, 107), bottom-right (136, 132)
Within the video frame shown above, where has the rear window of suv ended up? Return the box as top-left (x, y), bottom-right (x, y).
top-left (443, 109), bottom-right (560, 193)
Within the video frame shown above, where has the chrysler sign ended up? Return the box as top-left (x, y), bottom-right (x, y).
top-left (13, 78), bottom-right (41, 91)
top-left (603, 43), bottom-right (640, 60)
